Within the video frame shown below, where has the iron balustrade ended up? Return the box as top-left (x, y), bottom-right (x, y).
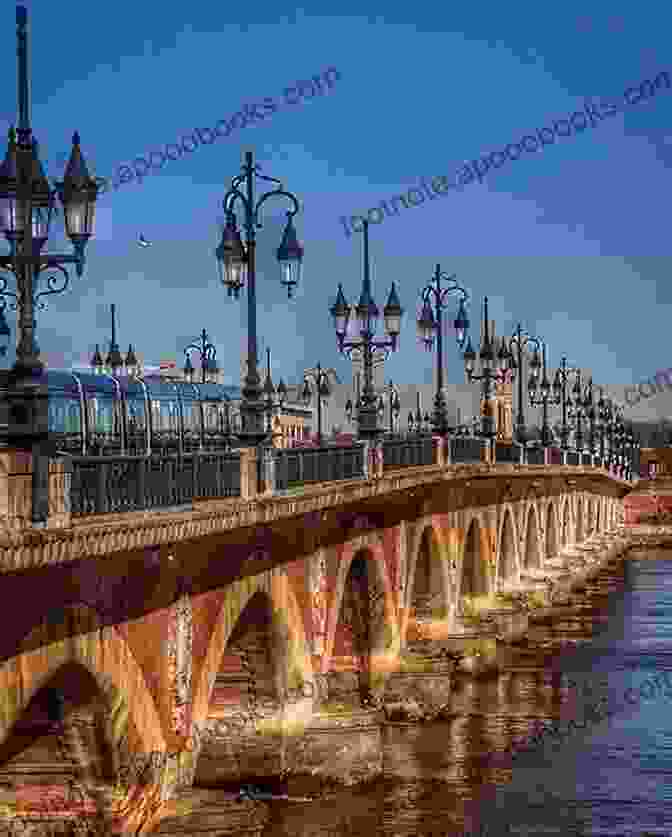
top-left (274, 444), bottom-right (365, 491)
top-left (525, 447), bottom-right (545, 465)
top-left (566, 451), bottom-right (580, 465)
top-left (382, 433), bottom-right (435, 471)
top-left (70, 451), bottom-right (241, 515)
top-left (450, 436), bottom-right (484, 463)
top-left (581, 452), bottom-right (593, 466)
top-left (495, 443), bottom-right (521, 464)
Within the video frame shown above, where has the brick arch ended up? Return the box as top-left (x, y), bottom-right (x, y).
top-left (522, 501), bottom-right (542, 569)
top-left (405, 518), bottom-right (452, 619)
top-left (459, 513), bottom-right (490, 598)
top-left (324, 538), bottom-right (397, 674)
top-left (575, 494), bottom-right (585, 542)
top-left (0, 603), bottom-right (164, 758)
top-left (497, 504), bottom-right (519, 586)
top-left (545, 500), bottom-right (559, 559)
top-left (560, 496), bottom-right (571, 546)
top-left (192, 569), bottom-right (313, 732)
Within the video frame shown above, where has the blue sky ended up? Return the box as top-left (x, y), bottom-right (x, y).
top-left (0, 1), bottom-right (670, 396)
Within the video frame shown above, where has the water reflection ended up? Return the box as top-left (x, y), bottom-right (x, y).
top-left (190, 552), bottom-right (672, 836)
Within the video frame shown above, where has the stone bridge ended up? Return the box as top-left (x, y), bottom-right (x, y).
top-left (0, 454), bottom-right (630, 834)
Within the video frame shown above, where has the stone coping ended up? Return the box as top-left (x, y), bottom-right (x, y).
top-left (0, 464), bottom-right (628, 572)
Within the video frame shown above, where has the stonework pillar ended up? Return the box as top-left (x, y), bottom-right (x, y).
top-left (0, 447), bottom-right (72, 532)
top-left (238, 447), bottom-right (258, 500)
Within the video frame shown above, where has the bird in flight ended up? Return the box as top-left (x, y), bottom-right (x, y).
top-left (137, 234), bottom-right (152, 248)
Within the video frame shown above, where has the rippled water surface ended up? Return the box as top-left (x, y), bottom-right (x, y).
top-left (213, 550), bottom-right (672, 836)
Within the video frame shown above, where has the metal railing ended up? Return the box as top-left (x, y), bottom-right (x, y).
top-left (70, 451), bottom-right (241, 515)
top-left (273, 444), bottom-right (365, 491)
top-left (525, 447), bottom-right (545, 465)
top-left (382, 434), bottom-right (435, 471)
top-left (450, 436), bottom-right (484, 463)
top-left (495, 443), bottom-right (521, 464)
top-left (566, 451), bottom-right (580, 466)
top-left (581, 452), bottom-right (593, 466)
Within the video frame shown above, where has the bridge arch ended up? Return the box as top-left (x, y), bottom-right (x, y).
top-left (561, 497), bottom-right (570, 547)
top-left (497, 506), bottom-right (518, 587)
top-left (1, 603), bottom-right (164, 758)
top-left (406, 521), bottom-right (451, 621)
top-left (192, 569), bottom-right (313, 736)
top-left (545, 501), bottom-right (558, 559)
top-left (576, 495), bottom-right (584, 542)
top-left (460, 516), bottom-right (489, 599)
top-left (523, 503), bottom-right (542, 568)
top-left (325, 539), bottom-right (397, 701)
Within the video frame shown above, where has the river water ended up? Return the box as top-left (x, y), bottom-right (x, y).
top-left (218, 549), bottom-right (672, 836)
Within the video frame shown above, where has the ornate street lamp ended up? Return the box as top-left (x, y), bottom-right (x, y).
top-left (215, 150), bottom-right (303, 446)
top-left (568, 369), bottom-right (588, 455)
top-left (0, 6), bottom-right (101, 524)
top-left (549, 356), bottom-right (579, 454)
top-left (330, 219), bottom-right (403, 440)
top-left (90, 304), bottom-right (138, 378)
top-left (463, 296), bottom-right (507, 443)
top-left (527, 341), bottom-right (555, 448)
top-left (377, 379), bottom-right (400, 435)
top-left (416, 264), bottom-right (469, 435)
top-left (494, 322), bottom-right (543, 446)
top-left (183, 328), bottom-right (219, 384)
top-left (301, 362), bottom-right (331, 446)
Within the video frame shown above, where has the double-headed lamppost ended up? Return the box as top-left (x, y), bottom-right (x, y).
top-left (301, 362), bottom-right (331, 446)
top-left (492, 322), bottom-right (542, 446)
top-left (549, 356), bottom-right (579, 455)
top-left (463, 297), bottom-right (507, 445)
top-left (183, 328), bottom-right (219, 384)
top-left (376, 380), bottom-right (400, 435)
top-left (0, 5), bottom-right (100, 524)
top-left (526, 341), bottom-right (555, 448)
top-left (215, 150), bottom-right (303, 446)
top-left (330, 219), bottom-right (403, 440)
top-left (415, 265), bottom-right (469, 436)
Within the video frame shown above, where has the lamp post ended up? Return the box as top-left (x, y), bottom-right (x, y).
top-left (527, 341), bottom-right (555, 448)
top-left (377, 379), bottom-right (400, 435)
top-left (0, 5), bottom-right (100, 524)
top-left (415, 264), bottom-right (469, 436)
top-left (301, 362), bottom-right (330, 446)
top-left (493, 322), bottom-right (543, 446)
top-left (330, 218), bottom-right (403, 440)
top-left (183, 328), bottom-right (219, 384)
top-left (407, 391), bottom-right (425, 435)
top-left (582, 378), bottom-right (600, 465)
top-left (215, 150), bottom-right (303, 446)
top-left (568, 369), bottom-right (587, 456)
top-left (463, 296), bottom-right (506, 445)
top-left (550, 356), bottom-right (578, 454)
top-left (0, 301), bottom-right (10, 360)
top-left (91, 304), bottom-right (138, 377)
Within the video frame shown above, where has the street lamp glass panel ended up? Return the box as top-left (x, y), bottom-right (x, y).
top-left (417, 299), bottom-right (435, 346)
top-left (383, 282), bottom-right (402, 338)
top-left (453, 298), bottom-right (469, 349)
top-left (301, 379), bottom-right (312, 404)
top-left (56, 134), bottom-right (99, 241)
top-left (463, 336), bottom-right (476, 376)
top-left (277, 214), bottom-right (304, 298)
top-left (330, 284), bottom-right (350, 338)
top-left (480, 341), bottom-right (494, 372)
top-left (318, 376), bottom-right (331, 398)
top-left (357, 300), bottom-right (379, 335)
top-left (216, 214), bottom-right (247, 292)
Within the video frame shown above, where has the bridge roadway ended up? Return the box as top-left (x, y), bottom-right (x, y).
top-left (0, 451), bottom-right (631, 834)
